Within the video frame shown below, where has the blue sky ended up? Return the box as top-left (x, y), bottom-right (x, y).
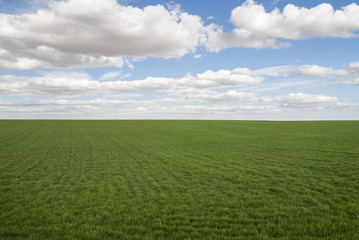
top-left (0, 0), bottom-right (358, 119)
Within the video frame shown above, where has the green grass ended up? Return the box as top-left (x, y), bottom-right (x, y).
top-left (0, 120), bottom-right (358, 239)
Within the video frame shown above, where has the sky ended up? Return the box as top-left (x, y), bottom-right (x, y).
top-left (0, 0), bottom-right (358, 120)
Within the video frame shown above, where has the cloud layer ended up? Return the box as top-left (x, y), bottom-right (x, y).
top-left (0, 67), bottom-right (263, 95)
top-left (0, 91), bottom-right (353, 120)
top-left (261, 93), bottom-right (338, 108)
top-left (1, 62), bottom-right (357, 119)
top-left (0, 1), bottom-right (358, 120)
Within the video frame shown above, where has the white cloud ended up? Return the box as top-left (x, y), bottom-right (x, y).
top-left (0, 75), bottom-right (21, 82)
top-left (183, 89), bottom-right (257, 102)
top-left (231, 1), bottom-right (359, 39)
top-left (2, 0), bottom-right (357, 69)
top-left (0, 0), bottom-right (207, 69)
top-left (125, 59), bottom-right (135, 70)
top-left (206, 25), bottom-right (290, 51)
top-left (98, 71), bottom-right (123, 81)
top-left (207, 0), bottom-right (359, 51)
top-left (299, 62), bottom-right (359, 85)
top-left (0, 97), bottom-right (178, 116)
top-left (162, 105), bottom-right (279, 116)
top-left (349, 62), bottom-right (359, 71)
top-left (0, 97), bottom-right (176, 119)
top-left (1, 92), bottom-right (357, 119)
top-left (245, 62), bottom-right (359, 86)
top-left (189, 67), bottom-right (263, 88)
top-left (0, 44), bottom-right (125, 70)
top-left (299, 65), bottom-right (348, 78)
top-left (261, 93), bottom-right (338, 108)
top-left (253, 65), bottom-right (296, 77)
top-left (0, 67), bottom-right (262, 95)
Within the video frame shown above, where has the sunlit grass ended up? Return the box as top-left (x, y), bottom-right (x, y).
top-left (0, 120), bottom-right (358, 239)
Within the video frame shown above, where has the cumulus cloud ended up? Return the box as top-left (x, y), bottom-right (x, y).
top-left (231, 1), bottom-right (359, 39)
top-left (299, 62), bottom-right (359, 85)
top-left (189, 68), bottom-right (263, 88)
top-left (0, 67), bottom-right (263, 95)
top-left (0, 74), bottom-right (20, 82)
top-left (176, 105), bottom-right (274, 115)
top-left (2, 0), bottom-right (358, 68)
top-left (206, 25), bottom-right (290, 51)
top-left (0, 44), bottom-right (125, 70)
top-left (207, 0), bottom-right (359, 51)
top-left (0, 98), bottom-right (174, 108)
top-left (299, 65), bottom-right (348, 78)
top-left (183, 89), bottom-right (257, 102)
top-left (0, 97), bottom-right (179, 119)
top-left (0, 97), bottom-right (282, 119)
top-left (1, 92), bottom-right (357, 119)
top-left (349, 62), bottom-right (359, 71)
top-left (0, 0), bottom-right (207, 69)
top-left (246, 62), bottom-right (359, 85)
top-left (261, 93), bottom-right (338, 108)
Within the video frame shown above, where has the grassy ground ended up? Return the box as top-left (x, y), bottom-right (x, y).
top-left (0, 120), bottom-right (358, 239)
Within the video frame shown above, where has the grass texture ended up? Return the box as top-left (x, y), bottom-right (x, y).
top-left (0, 120), bottom-right (358, 239)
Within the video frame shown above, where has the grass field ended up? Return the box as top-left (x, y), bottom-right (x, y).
top-left (0, 120), bottom-right (358, 239)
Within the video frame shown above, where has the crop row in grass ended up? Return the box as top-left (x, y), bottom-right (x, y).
top-left (0, 120), bottom-right (358, 239)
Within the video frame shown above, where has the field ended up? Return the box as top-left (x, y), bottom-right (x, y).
top-left (0, 120), bottom-right (358, 239)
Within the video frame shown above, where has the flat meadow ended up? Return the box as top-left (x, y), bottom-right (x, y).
top-left (0, 120), bottom-right (358, 239)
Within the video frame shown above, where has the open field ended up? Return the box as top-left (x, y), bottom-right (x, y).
top-left (0, 120), bottom-right (358, 239)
